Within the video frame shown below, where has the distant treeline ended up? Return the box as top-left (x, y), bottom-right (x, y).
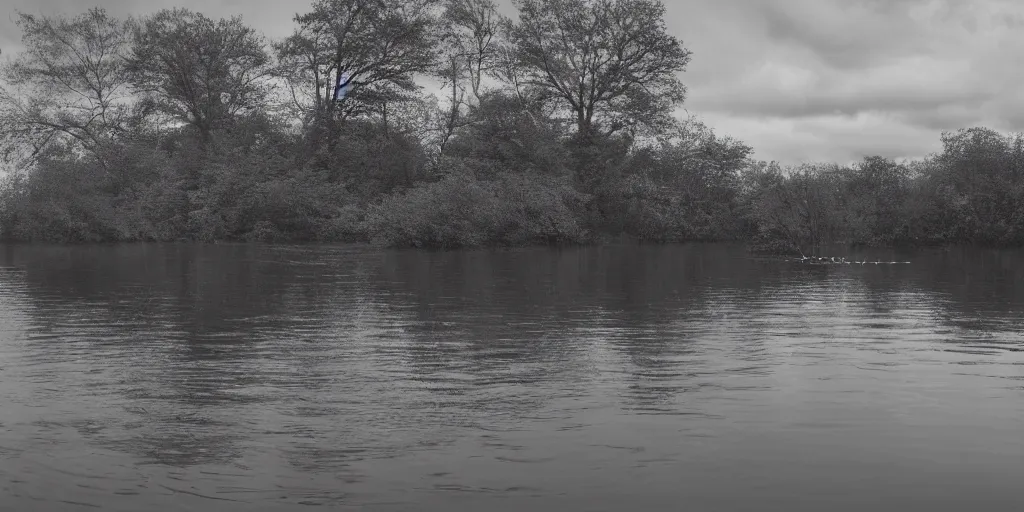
top-left (1, 1), bottom-right (1022, 250)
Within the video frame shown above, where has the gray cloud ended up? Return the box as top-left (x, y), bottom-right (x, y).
top-left (2, 0), bottom-right (1020, 165)
top-left (669, 0), bottom-right (1024, 163)
top-left (694, 79), bottom-right (988, 120)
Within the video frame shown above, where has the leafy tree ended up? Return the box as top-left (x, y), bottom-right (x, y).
top-left (614, 117), bottom-right (753, 241)
top-left (508, 0), bottom-right (691, 138)
top-left (743, 163), bottom-right (847, 252)
top-left (624, 118), bottom-right (752, 240)
top-left (441, 0), bottom-right (502, 104)
top-left (275, 0), bottom-right (440, 125)
top-left (932, 128), bottom-right (1024, 243)
top-left (433, 0), bottom-right (504, 153)
top-left (842, 156), bottom-right (910, 245)
top-left (128, 8), bottom-right (272, 142)
top-left (0, 9), bottom-right (134, 164)
top-left (444, 91), bottom-right (571, 176)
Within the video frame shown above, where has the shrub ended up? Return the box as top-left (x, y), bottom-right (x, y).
top-left (364, 170), bottom-right (589, 248)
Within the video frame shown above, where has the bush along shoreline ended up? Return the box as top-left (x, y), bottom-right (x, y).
top-left (2, 3), bottom-right (1023, 250)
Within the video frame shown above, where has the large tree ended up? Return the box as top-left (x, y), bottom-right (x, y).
top-left (434, 0), bottom-right (503, 153)
top-left (935, 127), bottom-right (1024, 242)
top-left (275, 0), bottom-right (440, 125)
top-left (0, 8), bottom-right (134, 165)
top-left (128, 9), bottom-right (271, 142)
top-left (441, 0), bottom-right (502, 104)
top-left (508, 0), bottom-right (691, 139)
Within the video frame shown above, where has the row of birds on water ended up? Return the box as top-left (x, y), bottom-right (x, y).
top-left (789, 256), bottom-right (911, 265)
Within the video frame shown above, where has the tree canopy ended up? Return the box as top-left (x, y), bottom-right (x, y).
top-left (128, 8), bottom-right (272, 141)
top-left (1, 1), bottom-right (1023, 251)
top-left (509, 0), bottom-right (692, 138)
top-left (0, 8), bottom-right (134, 163)
top-left (275, 0), bottom-right (439, 124)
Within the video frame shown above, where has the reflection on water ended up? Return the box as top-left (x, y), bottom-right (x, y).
top-left (1, 243), bottom-right (1022, 511)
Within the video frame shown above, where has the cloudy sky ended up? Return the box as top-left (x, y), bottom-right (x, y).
top-left (1, 0), bottom-right (1020, 165)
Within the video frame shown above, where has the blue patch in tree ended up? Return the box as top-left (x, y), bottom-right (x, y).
top-left (332, 72), bottom-right (351, 102)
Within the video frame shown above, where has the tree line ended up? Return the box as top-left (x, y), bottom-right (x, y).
top-left (1, 0), bottom-right (1022, 251)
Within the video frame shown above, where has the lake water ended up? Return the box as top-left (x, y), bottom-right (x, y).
top-left (0, 243), bottom-right (1022, 511)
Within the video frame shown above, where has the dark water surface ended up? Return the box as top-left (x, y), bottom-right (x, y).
top-left (1, 243), bottom-right (1022, 511)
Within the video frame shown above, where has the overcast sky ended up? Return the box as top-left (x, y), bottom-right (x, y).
top-left (2, 0), bottom-right (1021, 165)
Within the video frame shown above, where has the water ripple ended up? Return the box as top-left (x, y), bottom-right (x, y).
top-left (0, 243), bottom-right (1022, 511)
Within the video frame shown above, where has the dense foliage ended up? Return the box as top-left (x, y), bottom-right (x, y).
top-left (2, 2), bottom-right (1023, 250)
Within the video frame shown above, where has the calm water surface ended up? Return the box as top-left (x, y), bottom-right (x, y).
top-left (0, 243), bottom-right (1022, 511)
